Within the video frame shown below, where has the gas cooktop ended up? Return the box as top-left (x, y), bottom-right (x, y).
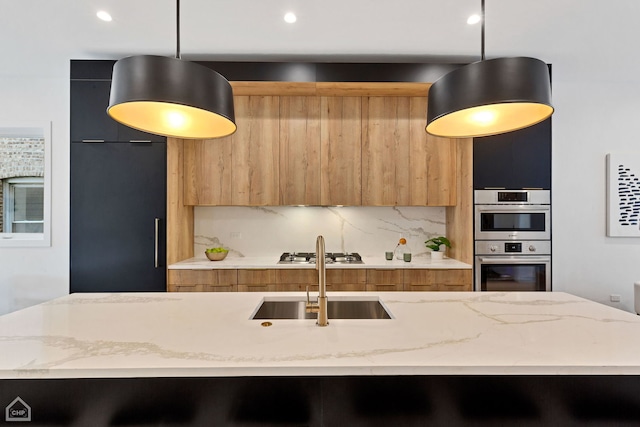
top-left (278, 252), bottom-right (364, 264)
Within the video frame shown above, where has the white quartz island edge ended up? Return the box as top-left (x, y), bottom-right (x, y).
top-left (169, 255), bottom-right (472, 270)
top-left (1, 291), bottom-right (639, 379)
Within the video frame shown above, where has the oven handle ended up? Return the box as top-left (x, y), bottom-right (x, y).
top-left (478, 257), bottom-right (550, 263)
top-left (475, 205), bottom-right (550, 212)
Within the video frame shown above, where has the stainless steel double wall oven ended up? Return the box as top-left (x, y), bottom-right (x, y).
top-left (474, 190), bottom-right (551, 291)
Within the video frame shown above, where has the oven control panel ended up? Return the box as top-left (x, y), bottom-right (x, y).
top-left (475, 240), bottom-right (551, 256)
top-left (474, 189), bottom-right (550, 205)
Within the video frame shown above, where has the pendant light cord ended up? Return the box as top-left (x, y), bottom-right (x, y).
top-left (176, 0), bottom-right (181, 59)
top-left (481, 0), bottom-right (485, 61)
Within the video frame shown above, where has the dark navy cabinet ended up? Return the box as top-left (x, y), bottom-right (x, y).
top-left (70, 80), bottom-right (119, 142)
top-left (70, 79), bottom-right (166, 143)
top-left (70, 141), bottom-right (166, 292)
top-left (70, 60), bottom-right (167, 292)
top-left (473, 118), bottom-right (552, 190)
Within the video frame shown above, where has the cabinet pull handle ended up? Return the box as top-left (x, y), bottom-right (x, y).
top-left (154, 217), bottom-right (160, 268)
top-left (129, 140), bottom-right (152, 143)
top-left (81, 139), bottom-right (104, 143)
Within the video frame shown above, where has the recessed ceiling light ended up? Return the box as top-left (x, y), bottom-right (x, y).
top-left (467, 14), bottom-right (481, 25)
top-left (284, 12), bottom-right (297, 23)
top-left (97, 10), bottom-right (113, 22)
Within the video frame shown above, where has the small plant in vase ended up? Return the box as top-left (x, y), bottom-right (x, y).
top-left (425, 236), bottom-right (451, 260)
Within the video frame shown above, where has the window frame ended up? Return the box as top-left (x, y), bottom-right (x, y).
top-left (0, 122), bottom-right (51, 247)
top-left (3, 177), bottom-right (45, 234)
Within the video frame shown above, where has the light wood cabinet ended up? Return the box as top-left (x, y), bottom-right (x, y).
top-left (361, 96), bottom-right (456, 206)
top-left (183, 138), bottom-right (232, 205)
top-left (403, 269), bottom-right (472, 291)
top-left (409, 97), bottom-right (457, 206)
top-left (231, 96), bottom-right (280, 205)
top-left (183, 96), bottom-right (280, 206)
top-left (237, 269), bottom-right (278, 292)
top-left (279, 96), bottom-right (321, 205)
top-left (326, 269), bottom-right (366, 291)
top-left (274, 269), bottom-right (317, 292)
top-left (238, 269), bottom-right (366, 292)
top-left (362, 97), bottom-right (411, 205)
top-left (365, 269), bottom-right (404, 292)
top-left (168, 270), bottom-right (237, 292)
top-left (167, 268), bottom-right (471, 292)
top-left (320, 97), bottom-right (362, 206)
top-left (183, 91), bottom-right (458, 207)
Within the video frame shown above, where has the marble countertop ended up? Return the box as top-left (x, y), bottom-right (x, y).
top-left (169, 255), bottom-right (472, 270)
top-left (2, 291), bottom-right (640, 379)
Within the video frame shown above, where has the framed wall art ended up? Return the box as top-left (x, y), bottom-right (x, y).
top-left (607, 152), bottom-right (640, 237)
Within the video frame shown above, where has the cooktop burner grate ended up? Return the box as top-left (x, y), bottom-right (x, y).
top-left (278, 252), bottom-right (363, 264)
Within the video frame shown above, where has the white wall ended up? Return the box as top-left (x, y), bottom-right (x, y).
top-left (489, 0), bottom-right (640, 311)
top-left (0, 61), bottom-right (70, 315)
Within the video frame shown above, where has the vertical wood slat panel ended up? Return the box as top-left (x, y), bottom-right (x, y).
top-left (409, 97), bottom-right (457, 207)
top-left (166, 138), bottom-right (194, 270)
top-left (279, 96), bottom-right (321, 205)
top-left (183, 138), bottom-right (232, 205)
top-left (362, 97), bottom-right (411, 206)
top-left (320, 97), bottom-right (362, 206)
top-left (409, 97), bottom-right (429, 206)
top-left (231, 96), bottom-right (280, 205)
top-left (426, 135), bottom-right (457, 206)
top-left (446, 138), bottom-right (474, 264)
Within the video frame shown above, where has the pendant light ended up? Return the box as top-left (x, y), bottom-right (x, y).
top-left (426, 0), bottom-right (553, 138)
top-left (108, 0), bottom-right (236, 139)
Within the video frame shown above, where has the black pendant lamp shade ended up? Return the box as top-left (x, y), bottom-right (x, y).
top-left (108, 55), bottom-right (237, 139)
top-left (426, 57), bottom-right (553, 138)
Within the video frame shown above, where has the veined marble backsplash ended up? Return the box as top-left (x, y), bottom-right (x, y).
top-left (194, 206), bottom-right (446, 259)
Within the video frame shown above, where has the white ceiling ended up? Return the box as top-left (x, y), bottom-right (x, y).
top-left (0, 0), bottom-right (638, 80)
top-left (0, 0), bottom-right (547, 64)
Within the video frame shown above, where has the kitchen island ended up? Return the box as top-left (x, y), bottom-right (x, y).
top-left (2, 291), bottom-right (640, 425)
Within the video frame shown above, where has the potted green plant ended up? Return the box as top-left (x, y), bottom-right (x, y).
top-left (424, 236), bottom-right (451, 260)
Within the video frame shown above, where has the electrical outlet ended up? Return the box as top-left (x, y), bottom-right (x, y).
top-left (230, 232), bottom-right (242, 239)
top-left (610, 294), bottom-right (621, 303)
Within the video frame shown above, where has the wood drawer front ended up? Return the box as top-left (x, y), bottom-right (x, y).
top-left (168, 284), bottom-right (204, 292)
top-left (203, 284), bottom-right (237, 292)
top-left (237, 284), bottom-right (279, 292)
top-left (168, 270), bottom-right (237, 290)
top-left (403, 269), bottom-right (472, 291)
top-left (237, 269), bottom-right (278, 285)
top-left (169, 270), bottom-right (215, 286)
top-left (367, 270), bottom-right (403, 285)
top-left (328, 283), bottom-right (367, 291)
top-left (327, 269), bottom-right (366, 285)
top-left (300, 283), bottom-right (367, 292)
top-left (366, 270), bottom-right (403, 291)
top-left (365, 283), bottom-right (403, 292)
top-left (276, 269), bottom-right (318, 284)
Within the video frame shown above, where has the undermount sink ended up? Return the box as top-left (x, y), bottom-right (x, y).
top-left (251, 297), bottom-right (393, 320)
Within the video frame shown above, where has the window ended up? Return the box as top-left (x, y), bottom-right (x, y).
top-left (0, 122), bottom-right (51, 247)
top-left (3, 177), bottom-right (44, 233)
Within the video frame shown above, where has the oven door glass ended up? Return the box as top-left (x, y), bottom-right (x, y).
top-left (477, 260), bottom-right (549, 291)
top-left (480, 212), bottom-right (546, 232)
